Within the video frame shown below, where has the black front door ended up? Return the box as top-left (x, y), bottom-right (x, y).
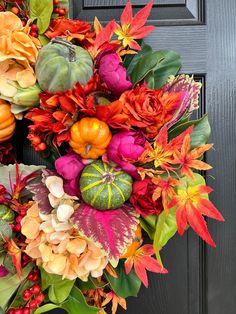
top-left (21, 1), bottom-right (236, 313)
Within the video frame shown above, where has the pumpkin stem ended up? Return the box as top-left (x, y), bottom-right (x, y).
top-left (102, 172), bottom-right (115, 184)
top-left (85, 144), bottom-right (92, 155)
top-left (51, 37), bottom-right (77, 62)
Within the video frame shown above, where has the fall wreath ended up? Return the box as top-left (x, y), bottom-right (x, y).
top-left (0, 1), bottom-right (224, 314)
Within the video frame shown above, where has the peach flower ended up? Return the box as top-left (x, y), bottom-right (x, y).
top-left (21, 202), bottom-right (108, 281)
top-left (0, 12), bottom-right (41, 98)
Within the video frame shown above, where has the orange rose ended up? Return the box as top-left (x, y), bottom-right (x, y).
top-left (119, 85), bottom-right (187, 138)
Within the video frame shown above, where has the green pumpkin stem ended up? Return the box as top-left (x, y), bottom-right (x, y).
top-left (51, 37), bottom-right (77, 62)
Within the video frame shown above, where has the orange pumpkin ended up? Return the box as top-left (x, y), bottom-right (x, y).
top-left (69, 117), bottom-right (112, 159)
top-left (120, 225), bottom-right (142, 259)
top-left (0, 100), bottom-right (16, 143)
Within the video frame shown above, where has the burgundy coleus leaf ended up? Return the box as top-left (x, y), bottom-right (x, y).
top-left (26, 170), bottom-right (55, 214)
top-left (71, 203), bottom-right (139, 266)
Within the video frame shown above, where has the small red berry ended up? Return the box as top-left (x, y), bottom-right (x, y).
top-left (14, 309), bottom-right (23, 314)
top-left (30, 24), bottom-right (38, 31)
top-left (38, 142), bottom-right (47, 151)
top-left (13, 223), bottom-right (21, 232)
top-left (32, 273), bottom-right (39, 282)
top-left (22, 308), bottom-right (30, 314)
top-left (53, 7), bottom-right (59, 13)
top-left (53, 0), bottom-right (59, 5)
top-left (16, 215), bottom-right (23, 224)
top-left (58, 8), bottom-right (66, 16)
top-left (35, 293), bottom-right (44, 304)
top-left (31, 284), bottom-right (41, 294)
top-left (30, 31), bottom-right (38, 38)
top-left (19, 209), bottom-right (27, 216)
top-left (21, 20), bottom-right (26, 26)
top-left (31, 135), bottom-right (41, 145)
top-left (11, 7), bottom-right (19, 15)
top-left (29, 300), bottom-right (38, 310)
top-left (22, 289), bottom-right (31, 301)
top-left (7, 309), bottom-right (15, 314)
top-left (27, 272), bottom-right (34, 281)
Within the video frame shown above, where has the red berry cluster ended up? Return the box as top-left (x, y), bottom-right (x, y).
top-left (7, 270), bottom-right (44, 314)
top-left (53, 0), bottom-right (66, 16)
top-left (27, 134), bottom-right (47, 152)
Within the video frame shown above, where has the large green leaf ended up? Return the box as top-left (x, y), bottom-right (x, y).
top-left (48, 279), bottom-right (75, 304)
top-left (61, 287), bottom-right (99, 314)
top-left (105, 260), bottom-right (141, 298)
top-left (153, 50), bottom-right (181, 89)
top-left (125, 43), bottom-right (153, 74)
top-left (168, 114), bottom-right (211, 148)
top-left (139, 215), bottom-right (157, 240)
top-left (35, 304), bottom-right (59, 314)
top-left (0, 220), bottom-right (12, 242)
top-left (130, 49), bottom-right (181, 88)
top-left (29, 0), bottom-right (53, 34)
top-left (130, 51), bottom-right (164, 86)
top-left (0, 264), bottom-right (32, 310)
top-left (153, 207), bottom-right (178, 263)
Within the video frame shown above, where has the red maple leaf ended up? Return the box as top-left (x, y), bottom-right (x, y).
top-left (168, 182), bottom-right (224, 246)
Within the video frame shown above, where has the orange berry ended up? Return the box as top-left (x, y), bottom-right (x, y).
top-left (11, 7), bottom-right (19, 15)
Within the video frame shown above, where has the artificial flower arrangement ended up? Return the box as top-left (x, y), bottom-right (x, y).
top-left (0, 1), bottom-right (224, 314)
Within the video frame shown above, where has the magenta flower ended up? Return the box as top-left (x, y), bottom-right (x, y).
top-left (98, 52), bottom-right (132, 96)
top-left (106, 131), bottom-right (145, 178)
top-left (55, 154), bottom-right (87, 196)
top-left (0, 265), bottom-right (8, 277)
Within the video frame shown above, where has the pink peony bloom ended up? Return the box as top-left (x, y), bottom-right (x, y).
top-left (55, 154), bottom-right (87, 196)
top-left (106, 131), bottom-right (145, 178)
top-left (98, 52), bottom-right (132, 96)
top-left (0, 265), bottom-right (9, 277)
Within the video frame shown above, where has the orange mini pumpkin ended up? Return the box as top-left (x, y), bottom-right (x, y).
top-left (69, 117), bottom-right (112, 159)
top-left (0, 100), bottom-right (16, 143)
top-left (120, 225), bottom-right (142, 259)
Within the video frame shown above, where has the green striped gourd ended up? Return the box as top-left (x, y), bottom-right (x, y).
top-left (0, 204), bottom-right (15, 224)
top-left (80, 160), bottom-right (133, 210)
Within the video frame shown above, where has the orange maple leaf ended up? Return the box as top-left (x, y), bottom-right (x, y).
top-left (124, 244), bottom-right (168, 288)
top-left (115, 1), bottom-right (155, 50)
top-left (173, 134), bottom-right (213, 179)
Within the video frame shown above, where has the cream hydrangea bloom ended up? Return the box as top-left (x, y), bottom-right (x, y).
top-left (21, 202), bottom-right (108, 281)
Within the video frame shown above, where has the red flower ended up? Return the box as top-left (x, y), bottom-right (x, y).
top-left (130, 179), bottom-right (163, 217)
top-left (45, 17), bottom-right (94, 48)
top-left (0, 142), bottom-right (15, 165)
top-left (119, 85), bottom-right (188, 138)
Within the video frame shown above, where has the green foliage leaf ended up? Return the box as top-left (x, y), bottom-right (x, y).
top-left (29, 0), bottom-right (53, 34)
top-left (105, 260), bottom-right (141, 298)
top-left (153, 207), bottom-right (178, 263)
top-left (168, 114), bottom-right (211, 148)
top-left (139, 215), bottom-right (157, 240)
top-left (153, 50), bottom-right (181, 89)
top-left (48, 279), bottom-right (75, 304)
top-left (35, 304), bottom-right (59, 314)
top-left (125, 43), bottom-right (153, 74)
top-left (61, 287), bottom-right (99, 314)
top-left (130, 49), bottom-right (181, 88)
top-left (130, 51), bottom-right (163, 86)
top-left (0, 264), bottom-right (32, 311)
top-left (0, 220), bottom-right (12, 242)
top-left (3, 254), bottom-right (16, 275)
top-left (0, 307), bottom-right (4, 314)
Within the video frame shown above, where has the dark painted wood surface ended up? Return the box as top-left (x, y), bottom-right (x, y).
top-left (21, 0), bottom-right (235, 313)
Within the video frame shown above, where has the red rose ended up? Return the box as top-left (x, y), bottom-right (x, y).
top-left (130, 179), bottom-right (163, 217)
